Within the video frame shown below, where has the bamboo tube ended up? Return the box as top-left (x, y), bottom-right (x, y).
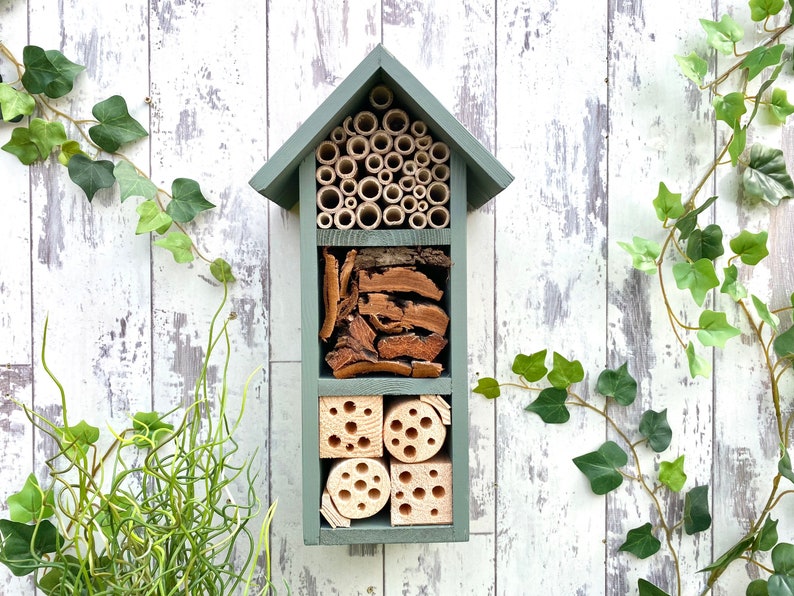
top-left (369, 84), bottom-right (394, 110)
top-left (377, 169), bottom-right (393, 185)
top-left (353, 111), bottom-right (379, 136)
top-left (400, 195), bottom-right (417, 213)
top-left (431, 163), bottom-right (450, 182)
top-left (357, 176), bottom-right (383, 202)
top-left (344, 196), bottom-right (358, 210)
top-left (330, 126), bottom-right (347, 145)
top-left (413, 184), bottom-right (427, 200)
top-left (316, 165), bottom-right (336, 186)
top-left (402, 160), bottom-right (417, 177)
top-left (317, 211), bottom-right (334, 229)
top-left (415, 135), bottom-right (433, 151)
top-left (417, 200), bottom-right (429, 212)
top-left (384, 151), bottom-right (403, 172)
top-left (335, 155), bottom-right (358, 179)
top-left (429, 141), bottom-right (450, 164)
top-left (398, 175), bottom-right (416, 193)
top-left (408, 211), bottom-right (427, 229)
top-left (382, 204), bottom-right (406, 227)
top-left (356, 202), bottom-right (382, 230)
top-left (410, 120), bottom-right (428, 138)
top-left (339, 178), bottom-right (358, 197)
top-left (370, 130), bottom-right (393, 154)
top-left (383, 183), bottom-right (403, 204)
top-left (427, 205), bottom-right (450, 229)
top-left (334, 207), bottom-right (356, 230)
top-left (427, 181), bottom-right (450, 205)
top-left (343, 115), bottom-right (356, 137)
top-left (415, 167), bottom-right (432, 186)
top-left (383, 108), bottom-right (410, 135)
top-left (317, 185), bottom-right (344, 213)
top-left (315, 140), bottom-right (340, 165)
top-left (393, 134), bottom-right (415, 156)
top-left (346, 135), bottom-right (371, 160)
top-left (415, 150), bottom-right (431, 168)
top-left (364, 153), bottom-right (384, 174)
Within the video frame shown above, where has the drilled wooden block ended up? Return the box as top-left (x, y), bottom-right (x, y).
top-left (319, 395), bottom-right (383, 458)
top-left (383, 397), bottom-right (445, 463)
top-left (326, 457), bottom-right (391, 519)
top-left (390, 453), bottom-right (452, 525)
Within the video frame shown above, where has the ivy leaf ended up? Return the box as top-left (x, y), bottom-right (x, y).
top-left (652, 182), bottom-right (684, 221)
top-left (131, 411), bottom-right (175, 447)
top-left (166, 178), bottom-right (215, 223)
top-left (638, 579), bottom-right (671, 596)
top-left (746, 579), bottom-right (769, 596)
top-left (756, 517), bottom-right (779, 552)
top-left (512, 350), bottom-right (548, 382)
top-left (619, 523), bottom-right (662, 559)
top-left (572, 441), bottom-right (628, 495)
top-left (547, 352), bottom-right (584, 389)
top-left (675, 195), bottom-right (717, 240)
top-left (684, 485), bottom-right (712, 535)
top-left (29, 118), bottom-right (67, 158)
top-left (753, 295), bottom-right (780, 331)
top-left (686, 341), bottom-right (712, 379)
top-left (639, 408), bottom-right (672, 452)
top-left (89, 95), bottom-right (148, 153)
top-left (675, 52), bottom-right (708, 85)
top-left (659, 455), bottom-right (687, 492)
top-left (154, 232), bottom-right (194, 264)
top-left (721, 264), bottom-right (748, 301)
top-left (770, 88), bottom-right (794, 124)
top-left (673, 259), bottom-right (720, 306)
top-left (114, 161), bottom-right (157, 202)
top-left (473, 377), bottom-right (501, 399)
top-left (210, 257), bottom-right (236, 284)
top-left (779, 447), bottom-right (794, 483)
top-left (700, 536), bottom-right (755, 573)
top-left (135, 200), bottom-right (173, 235)
top-left (21, 45), bottom-right (84, 98)
top-left (1, 126), bottom-right (40, 164)
top-left (700, 15), bottom-right (744, 55)
top-left (730, 230), bottom-right (769, 265)
top-left (67, 154), bottom-right (116, 202)
top-left (774, 327), bottom-right (794, 359)
top-left (6, 474), bottom-right (54, 523)
top-left (729, 121), bottom-right (747, 166)
top-left (713, 92), bottom-right (747, 127)
top-left (57, 140), bottom-right (88, 166)
top-left (697, 310), bottom-right (741, 348)
top-left (742, 44), bottom-right (785, 81)
top-left (686, 224), bottom-right (724, 261)
top-left (743, 144), bottom-right (794, 206)
top-left (596, 362), bottom-right (637, 406)
top-left (749, 0), bottom-right (785, 21)
top-left (773, 543), bottom-right (794, 575)
top-left (768, 575), bottom-right (794, 596)
top-left (618, 236), bottom-right (660, 274)
top-left (0, 519), bottom-right (62, 576)
top-left (525, 387), bottom-right (570, 424)
top-left (0, 83), bottom-right (35, 121)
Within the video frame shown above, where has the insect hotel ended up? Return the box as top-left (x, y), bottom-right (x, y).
top-left (250, 45), bottom-right (512, 545)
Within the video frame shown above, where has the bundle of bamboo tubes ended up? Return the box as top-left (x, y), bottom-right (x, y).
top-left (315, 85), bottom-right (451, 230)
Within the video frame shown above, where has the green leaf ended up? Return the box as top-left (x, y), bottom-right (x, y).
top-left (779, 447), bottom-right (794, 483)
top-left (638, 579), bottom-right (671, 596)
top-left (21, 46), bottom-right (84, 98)
top-left (596, 362), bottom-right (637, 406)
top-left (768, 575), bottom-right (794, 596)
top-left (29, 118), bottom-right (67, 158)
top-left (675, 195), bottom-right (717, 240)
top-left (675, 52), bottom-right (708, 86)
top-left (729, 121), bottom-right (747, 166)
top-left (743, 144), bottom-right (794, 205)
top-left (753, 295), bottom-right (780, 331)
top-left (713, 92), bottom-right (747, 127)
top-left (58, 420), bottom-right (100, 453)
top-left (166, 178), bottom-right (215, 223)
top-left (774, 327), bottom-right (794, 359)
top-left (1, 126), bottom-right (40, 164)
top-left (0, 83), bottom-right (35, 121)
top-left (572, 441), bottom-right (628, 495)
top-left (67, 154), bottom-right (116, 202)
top-left (686, 341), bottom-right (712, 378)
top-left (747, 64), bottom-right (784, 128)
top-left (684, 485), bottom-right (712, 535)
top-left (700, 15), bottom-right (744, 55)
top-left (512, 350), bottom-right (548, 382)
top-left (525, 387), bottom-right (570, 424)
top-left (547, 352), bottom-right (584, 389)
top-left (742, 45), bottom-right (785, 81)
top-left (639, 408), bottom-right (672, 452)
top-left (757, 517), bottom-right (779, 552)
top-left (673, 259), bottom-right (720, 306)
top-left (618, 236), bottom-right (660, 274)
top-left (770, 88), bottom-right (794, 124)
top-left (154, 232), bottom-right (194, 264)
top-left (701, 536), bottom-right (755, 572)
top-left (6, 475), bottom-right (54, 523)
top-left (619, 523), bottom-right (661, 559)
top-left (730, 230), bottom-right (769, 265)
top-left (697, 310), bottom-right (741, 348)
top-left (749, 0), bottom-right (785, 21)
top-left (721, 264), bottom-right (748, 301)
top-left (114, 160), bottom-right (158, 202)
top-left (473, 377), bottom-right (501, 399)
top-left (210, 258), bottom-right (236, 284)
top-left (135, 200), bottom-right (173, 235)
top-left (653, 182), bottom-right (684, 221)
top-left (131, 411), bottom-right (174, 447)
top-left (0, 519), bottom-right (62, 576)
top-left (57, 140), bottom-right (87, 166)
top-left (746, 579), bottom-right (769, 596)
top-left (686, 224), bottom-right (724, 262)
top-left (89, 95), bottom-right (148, 153)
top-left (773, 543), bottom-right (794, 575)
top-left (659, 455), bottom-right (687, 492)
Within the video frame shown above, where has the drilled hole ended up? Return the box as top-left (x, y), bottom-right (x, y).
top-left (399, 503), bottom-right (412, 516)
top-left (405, 427), bottom-right (418, 439)
top-left (420, 416), bottom-right (432, 429)
top-left (329, 407), bottom-right (338, 416)
top-left (409, 408), bottom-right (417, 416)
top-left (392, 438), bottom-right (400, 446)
top-left (356, 462), bottom-right (369, 474)
top-left (344, 401), bottom-right (356, 413)
top-left (342, 472), bottom-right (350, 480)
top-left (354, 480), bottom-right (367, 491)
top-left (345, 421), bottom-right (358, 434)
top-left (338, 490), bottom-right (351, 501)
top-left (413, 487), bottom-right (425, 500)
top-left (432, 486), bottom-right (445, 498)
top-left (368, 488), bottom-right (381, 500)
top-left (428, 438), bottom-right (436, 445)
top-left (345, 444), bottom-right (354, 452)
top-left (364, 408), bottom-right (372, 416)
top-left (399, 471), bottom-right (412, 484)
top-left (429, 470), bottom-right (438, 478)
top-left (358, 437), bottom-right (371, 449)
top-left (373, 475), bottom-right (381, 483)
top-left (403, 446), bottom-right (416, 459)
top-left (328, 435), bottom-right (341, 447)
top-left (390, 420), bottom-right (403, 431)
top-left (358, 503), bottom-right (366, 511)
top-left (431, 508), bottom-right (439, 517)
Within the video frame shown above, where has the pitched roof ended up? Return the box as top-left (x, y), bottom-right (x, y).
top-left (249, 44), bottom-right (512, 210)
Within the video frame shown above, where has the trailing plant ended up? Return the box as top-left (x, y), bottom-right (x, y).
top-left (0, 283), bottom-right (280, 595)
top-left (477, 3), bottom-right (794, 595)
top-left (0, 43), bottom-right (235, 283)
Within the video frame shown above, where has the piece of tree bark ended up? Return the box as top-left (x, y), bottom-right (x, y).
top-left (358, 293), bottom-right (449, 335)
top-left (339, 248), bottom-right (358, 298)
top-left (377, 332), bottom-right (448, 361)
top-left (333, 360), bottom-right (413, 379)
top-left (368, 314), bottom-right (411, 334)
top-left (335, 281), bottom-right (359, 326)
top-left (411, 361), bottom-right (443, 378)
top-left (355, 246), bottom-right (452, 269)
top-left (358, 267), bottom-right (443, 300)
top-left (325, 315), bottom-right (378, 371)
top-left (319, 248), bottom-right (340, 341)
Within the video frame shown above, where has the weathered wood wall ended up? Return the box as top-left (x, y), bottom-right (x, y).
top-left (1, 0), bottom-right (793, 593)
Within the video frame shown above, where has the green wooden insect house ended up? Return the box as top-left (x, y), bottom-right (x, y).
top-left (249, 44), bottom-right (512, 545)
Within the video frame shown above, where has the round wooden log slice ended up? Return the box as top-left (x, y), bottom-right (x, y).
top-left (327, 457), bottom-right (391, 519)
top-left (383, 398), bottom-right (446, 463)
